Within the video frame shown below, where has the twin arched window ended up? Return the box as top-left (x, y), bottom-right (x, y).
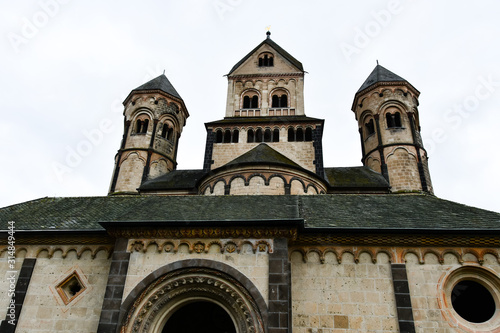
top-left (271, 94), bottom-right (288, 108)
top-left (161, 123), bottom-right (174, 141)
top-left (135, 119), bottom-right (149, 134)
top-left (386, 112), bottom-right (402, 128)
top-left (243, 95), bottom-right (259, 109)
top-left (288, 127), bottom-right (313, 142)
top-left (258, 53), bottom-right (273, 67)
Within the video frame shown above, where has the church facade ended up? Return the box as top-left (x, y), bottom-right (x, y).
top-left (1, 32), bottom-right (500, 333)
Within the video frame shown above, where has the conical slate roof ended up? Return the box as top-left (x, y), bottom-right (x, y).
top-left (357, 65), bottom-right (407, 93)
top-left (132, 74), bottom-right (182, 100)
top-left (228, 33), bottom-right (303, 75)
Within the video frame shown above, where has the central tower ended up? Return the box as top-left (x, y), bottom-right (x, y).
top-left (203, 31), bottom-right (325, 181)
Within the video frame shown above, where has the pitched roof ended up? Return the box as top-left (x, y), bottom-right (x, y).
top-left (228, 35), bottom-right (304, 75)
top-left (139, 169), bottom-right (206, 191)
top-left (1, 194), bottom-right (499, 232)
top-left (222, 143), bottom-right (302, 169)
top-left (324, 166), bottom-right (389, 189)
top-left (356, 65), bottom-right (415, 93)
top-left (129, 74), bottom-right (183, 100)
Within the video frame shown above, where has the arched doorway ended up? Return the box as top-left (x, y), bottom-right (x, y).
top-left (162, 301), bottom-right (236, 333)
top-left (119, 261), bottom-right (267, 333)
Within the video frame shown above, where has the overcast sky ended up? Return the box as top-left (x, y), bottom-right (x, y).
top-left (1, 0), bottom-right (499, 213)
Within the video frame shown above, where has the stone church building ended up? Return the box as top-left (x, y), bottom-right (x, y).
top-left (1, 32), bottom-right (500, 333)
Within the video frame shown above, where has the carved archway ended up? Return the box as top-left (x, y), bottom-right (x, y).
top-left (119, 260), bottom-right (267, 333)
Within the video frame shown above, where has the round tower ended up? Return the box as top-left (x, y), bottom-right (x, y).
top-left (109, 74), bottom-right (189, 195)
top-left (351, 65), bottom-right (433, 194)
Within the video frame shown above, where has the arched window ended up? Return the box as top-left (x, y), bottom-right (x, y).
top-left (243, 96), bottom-right (250, 109)
top-left (167, 128), bottom-right (173, 141)
top-left (161, 124), bottom-right (168, 138)
top-left (142, 119), bottom-right (149, 134)
top-left (273, 129), bottom-right (280, 142)
top-left (251, 96), bottom-right (258, 108)
top-left (395, 112), bottom-right (402, 127)
top-left (247, 129), bottom-right (254, 143)
top-left (272, 95), bottom-right (279, 108)
top-left (288, 127), bottom-right (295, 142)
top-left (136, 120), bottom-right (143, 133)
top-left (296, 128), bottom-right (304, 141)
top-left (224, 130), bottom-right (231, 143)
top-left (280, 95), bottom-right (287, 107)
top-left (232, 129), bottom-right (239, 143)
top-left (365, 119), bottom-right (375, 135)
top-left (215, 130), bottom-right (223, 143)
top-left (255, 128), bottom-right (263, 142)
top-left (305, 127), bottom-right (313, 141)
top-left (264, 129), bottom-right (272, 142)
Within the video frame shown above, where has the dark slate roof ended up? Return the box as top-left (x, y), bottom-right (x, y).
top-left (130, 74), bottom-right (183, 100)
top-left (222, 143), bottom-right (302, 169)
top-left (357, 65), bottom-right (414, 93)
top-left (325, 167), bottom-right (389, 189)
top-left (1, 194), bottom-right (499, 232)
top-left (228, 35), bottom-right (304, 75)
top-left (139, 169), bottom-right (206, 191)
top-left (206, 116), bottom-right (323, 127)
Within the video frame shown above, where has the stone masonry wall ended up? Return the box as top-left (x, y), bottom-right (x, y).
top-left (291, 251), bottom-right (398, 332)
top-left (7, 246), bottom-right (111, 333)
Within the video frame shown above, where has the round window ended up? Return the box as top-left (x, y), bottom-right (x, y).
top-left (451, 280), bottom-right (496, 323)
top-left (438, 265), bottom-right (500, 332)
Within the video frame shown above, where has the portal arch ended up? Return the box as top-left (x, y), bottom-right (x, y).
top-left (119, 259), bottom-right (267, 333)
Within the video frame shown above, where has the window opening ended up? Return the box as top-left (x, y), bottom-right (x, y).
top-left (161, 124), bottom-right (168, 138)
top-left (365, 119), bottom-right (375, 135)
top-left (273, 129), bottom-right (280, 142)
top-left (215, 130), bottom-right (223, 143)
top-left (296, 128), bottom-right (304, 141)
top-left (255, 128), bottom-right (263, 142)
top-left (386, 112), bottom-right (402, 128)
top-left (305, 128), bottom-right (313, 141)
top-left (288, 128), bottom-right (295, 142)
top-left (232, 129), bottom-right (239, 143)
top-left (264, 129), bottom-right (272, 142)
top-left (247, 129), bottom-right (254, 143)
top-left (452, 280), bottom-right (496, 323)
top-left (224, 130), bottom-right (231, 143)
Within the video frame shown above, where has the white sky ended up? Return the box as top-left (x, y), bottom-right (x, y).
top-left (1, 0), bottom-right (499, 213)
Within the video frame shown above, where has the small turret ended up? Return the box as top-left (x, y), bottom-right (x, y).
top-left (109, 74), bottom-right (189, 195)
top-left (352, 65), bottom-right (433, 194)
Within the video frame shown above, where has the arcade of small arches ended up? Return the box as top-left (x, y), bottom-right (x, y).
top-left (214, 126), bottom-right (315, 144)
top-left (201, 172), bottom-right (325, 196)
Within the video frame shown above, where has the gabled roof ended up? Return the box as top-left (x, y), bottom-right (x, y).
top-left (223, 143), bottom-right (302, 169)
top-left (228, 33), bottom-right (304, 75)
top-left (1, 195), bottom-right (499, 232)
top-left (356, 65), bottom-right (418, 94)
top-left (125, 74), bottom-right (183, 103)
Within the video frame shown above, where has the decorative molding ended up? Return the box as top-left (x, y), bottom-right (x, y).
top-left (293, 233), bottom-right (500, 247)
top-left (0, 245), bottom-right (113, 259)
top-left (290, 245), bottom-right (500, 265)
top-left (127, 238), bottom-right (273, 254)
top-left (107, 227), bottom-right (298, 240)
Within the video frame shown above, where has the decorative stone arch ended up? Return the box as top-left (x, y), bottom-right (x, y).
top-left (269, 87), bottom-right (290, 108)
top-left (240, 88), bottom-right (261, 109)
top-left (247, 173), bottom-right (266, 186)
top-left (118, 259), bottom-right (267, 333)
top-left (119, 152), bottom-right (147, 168)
